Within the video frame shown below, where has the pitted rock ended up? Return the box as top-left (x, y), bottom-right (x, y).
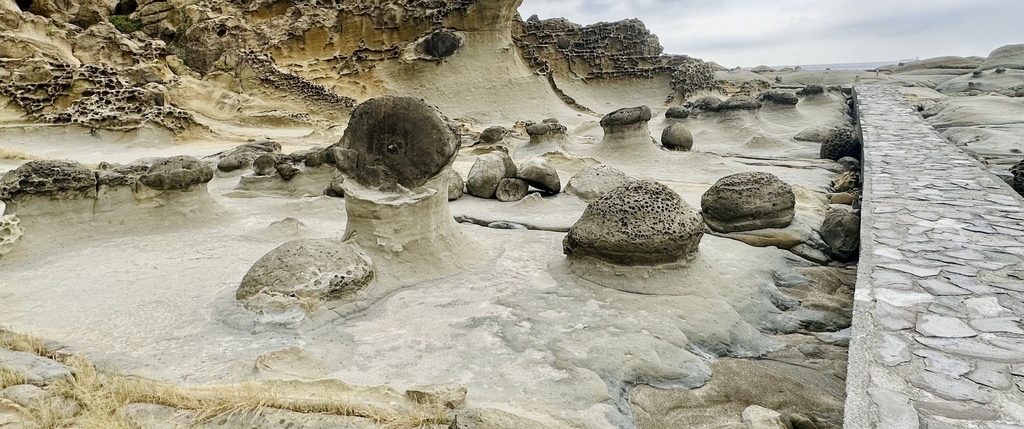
top-left (700, 172), bottom-right (796, 233)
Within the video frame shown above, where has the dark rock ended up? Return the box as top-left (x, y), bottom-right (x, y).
top-left (798, 84), bottom-right (825, 96)
top-left (664, 107), bottom-right (690, 119)
top-left (516, 157), bottom-right (560, 193)
top-left (252, 153), bottom-right (280, 176)
top-left (701, 172), bottom-right (796, 233)
top-left (478, 126), bottom-right (506, 144)
top-left (563, 180), bottom-right (704, 265)
top-left (336, 96), bottom-right (459, 190)
top-left (837, 156), bottom-right (861, 172)
top-left (466, 152), bottom-right (517, 199)
top-left (600, 106), bottom-right (651, 127)
top-left (761, 91), bottom-right (799, 105)
top-left (525, 122), bottom-right (566, 136)
top-left (691, 96), bottom-right (721, 111)
top-left (139, 156), bottom-right (214, 190)
top-left (275, 163), bottom-right (300, 180)
top-left (215, 141), bottom-right (281, 172)
top-left (820, 128), bottom-right (861, 161)
top-left (716, 96), bottom-right (762, 111)
top-left (495, 178), bottom-right (528, 202)
top-left (661, 124), bottom-right (694, 151)
top-left (820, 209), bottom-right (860, 261)
top-left (419, 30), bottom-right (462, 58)
top-left (0, 160), bottom-right (96, 201)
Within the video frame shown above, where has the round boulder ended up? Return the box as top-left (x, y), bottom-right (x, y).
top-left (478, 126), bottom-right (506, 144)
top-left (820, 128), bottom-right (861, 161)
top-left (701, 172), bottom-right (796, 233)
top-left (665, 107), bottom-right (690, 119)
top-left (525, 121), bottom-right (566, 136)
top-left (495, 178), bottom-right (528, 202)
top-left (336, 96), bottom-right (459, 189)
top-left (139, 156), bottom-right (215, 190)
top-left (448, 169), bottom-right (465, 201)
top-left (516, 157), bottom-right (560, 193)
top-left (661, 124), bottom-right (694, 151)
top-left (419, 30), bottom-right (462, 58)
top-left (237, 239), bottom-right (374, 307)
top-left (563, 180), bottom-right (704, 265)
top-left (466, 152), bottom-right (517, 199)
top-left (821, 209), bottom-right (860, 261)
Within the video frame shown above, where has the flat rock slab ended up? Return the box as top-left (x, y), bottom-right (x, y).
top-left (0, 349), bottom-right (73, 386)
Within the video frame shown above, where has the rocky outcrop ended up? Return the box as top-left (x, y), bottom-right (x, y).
top-left (1011, 159), bottom-right (1024, 197)
top-left (563, 180), bottom-right (704, 265)
top-left (515, 157), bottom-right (560, 194)
top-left (513, 17), bottom-right (718, 97)
top-left (0, 160), bottom-right (97, 204)
top-left (334, 96), bottom-right (459, 190)
top-left (236, 239), bottom-right (374, 311)
top-left (978, 44), bottom-right (1024, 71)
top-left (701, 172), bottom-right (796, 233)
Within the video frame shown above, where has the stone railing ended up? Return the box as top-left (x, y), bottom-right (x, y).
top-left (845, 84), bottom-right (1024, 428)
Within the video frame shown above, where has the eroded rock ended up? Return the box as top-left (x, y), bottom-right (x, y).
top-left (564, 164), bottom-right (633, 202)
top-left (819, 128), bottom-right (861, 161)
top-left (701, 172), bottom-right (796, 233)
top-left (0, 160), bottom-right (97, 203)
top-left (821, 209), bottom-right (860, 261)
top-left (563, 180), bottom-right (703, 265)
top-left (139, 156), bottom-right (214, 190)
top-left (661, 123), bottom-right (694, 151)
top-left (516, 157), bottom-right (560, 193)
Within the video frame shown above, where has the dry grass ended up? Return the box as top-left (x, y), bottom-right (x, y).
top-left (2, 330), bottom-right (452, 429)
top-left (0, 364), bottom-right (28, 389)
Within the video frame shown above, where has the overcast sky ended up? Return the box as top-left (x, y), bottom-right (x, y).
top-left (517, 0), bottom-right (1023, 67)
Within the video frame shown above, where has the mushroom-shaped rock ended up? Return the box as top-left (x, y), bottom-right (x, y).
top-left (701, 172), bottom-right (796, 233)
top-left (564, 164), bottom-right (633, 203)
top-left (563, 180), bottom-right (703, 265)
top-left (664, 107), bottom-right (690, 119)
top-left (466, 152), bottom-right (517, 199)
top-left (237, 239), bottom-right (374, 310)
top-left (0, 160), bottom-right (97, 204)
top-left (821, 209), bottom-right (860, 261)
top-left (761, 91), bottom-right (799, 105)
top-left (448, 169), bottom-right (465, 201)
top-left (495, 178), bottom-right (528, 202)
top-left (598, 106), bottom-right (659, 154)
top-left (519, 119), bottom-right (568, 157)
top-left (516, 157), bottom-right (560, 193)
top-left (661, 124), bottom-right (694, 151)
top-left (819, 128), bottom-right (861, 161)
top-left (335, 96), bottom-right (459, 190)
top-left (140, 156), bottom-right (215, 190)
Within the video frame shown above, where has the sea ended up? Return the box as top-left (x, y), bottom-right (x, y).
top-left (763, 60), bottom-right (915, 71)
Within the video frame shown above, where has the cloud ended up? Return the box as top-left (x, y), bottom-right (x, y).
top-left (517, 0), bottom-right (1023, 67)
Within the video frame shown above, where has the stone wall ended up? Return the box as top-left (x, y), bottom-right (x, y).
top-left (846, 84), bottom-right (1024, 429)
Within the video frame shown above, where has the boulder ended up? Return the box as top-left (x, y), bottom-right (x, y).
top-left (742, 405), bottom-right (788, 429)
top-left (750, 65), bottom-right (776, 74)
top-left (820, 209), bottom-right (860, 261)
top-left (600, 105), bottom-right (651, 127)
top-left (797, 84), bottom-right (824, 96)
top-left (661, 124), bottom-right (694, 151)
top-left (564, 164), bottom-right (633, 202)
top-left (336, 96), bottom-right (459, 190)
top-left (665, 107), bottom-right (690, 119)
top-left (979, 44), bottom-right (1024, 71)
top-left (819, 128), bottom-right (861, 161)
top-left (563, 180), bottom-right (704, 265)
top-left (478, 126), bottom-right (506, 144)
top-left (524, 121), bottom-right (565, 136)
top-left (236, 239), bottom-right (374, 309)
top-left (761, 91), bottom-right (799, 105)
top-left (252, 153), bottom-right (280, 176)
top-left (836, 156), bottom-right (861, 172)
top-left (448, 169), bottom-right (465, 201)
top-left (495, 178), bottom-right (528, 202)
top-left (466, 152), bottom-right (517, 199)
top-left (599, 106), bottom-right (658, 153)
top-left (0, 160), bottom-right (97, 202)
top-left (215, 141), bottom-right (281, 172)
top-left (516, 157), bottom-right (560, 193)
top-left (701, 172), bottom-right (796, 233)
top-left (139, 156), bottom-right (214, 190)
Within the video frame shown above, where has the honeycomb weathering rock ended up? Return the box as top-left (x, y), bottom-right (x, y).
top-left (336, 96), bottom-right (460, 190)
top-left (236, 238), bottom-right (375, 310)
top-left (701, 172), bottom-right (796, 233)
top-left (821, 209), bottom-right (860, 261)
top-left (0, 215), bottom-right (24, 257)
top-left (600, 106), bottom-right (652, 128)
top-left (563, 180), bottom-right (704, 265)
top-left (514, 17), bottom-right (718, 97)
top-left (0, 160), bottom-right (98, 202)
top-left (819, 128), bottom-right (861, 161)
top-left (564, 164), bottom-right (633, 203)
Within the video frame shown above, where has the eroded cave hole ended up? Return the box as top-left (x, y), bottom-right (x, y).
top-left (420, 30), bottom-right (461, 58)
top-left (114, 0), bottom-right (136, 15)
top-left (15, 0), bottom-right (32, 11)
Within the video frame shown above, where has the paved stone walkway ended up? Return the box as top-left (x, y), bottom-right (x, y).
top-left (845, 85), bottom-right (1024, 429)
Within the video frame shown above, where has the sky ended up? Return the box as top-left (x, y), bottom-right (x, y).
top-left (517, 0), bottom-right (1023, 68)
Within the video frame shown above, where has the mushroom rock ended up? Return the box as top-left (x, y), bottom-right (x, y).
top-left (598, 106), bottom-right (660, 155)
top-left (517, 118), bottom-right (569, 157)
top-left (0, 160), bottom-right (97, 216)
top-left (701, 172), bottom-right (796, 233)
top-left (338, 96), bottom-right (483, 287)
top-left (563, 180), bottom-right (704, 266)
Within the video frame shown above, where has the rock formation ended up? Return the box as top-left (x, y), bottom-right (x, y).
top-left (661, 123), bottom-right (694, 151)
top-left (597, 105), bottom-right (661, 155)
top-left (466, 152), bottom-right (517, 199)
top-left (517, 118), bottom-right (569, 157)
top-left (515, 157), bottom-right (560, 194)
top-left (701, 172), bottom-right (796, 233)
top-left (138, 155), bottom-right (214, 190)
top-left (563, 180), bottom-right (704, 265)
top-left (0, 214), bottom-right (23, 257)
top-left (564, 164), bottom-right (633, 202)
top-left (0, 160), bottom-right (97, 215)
top-left (820, 209), bottom-right (860, 261)
top-left (819, 127), bottom-right (861, 161)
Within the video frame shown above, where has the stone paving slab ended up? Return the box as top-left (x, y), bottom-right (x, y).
top-left (845, 85), bottom-right (1024, 429)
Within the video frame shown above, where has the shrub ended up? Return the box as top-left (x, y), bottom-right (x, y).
top-left (109, 15), bottom-right (142, 33)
